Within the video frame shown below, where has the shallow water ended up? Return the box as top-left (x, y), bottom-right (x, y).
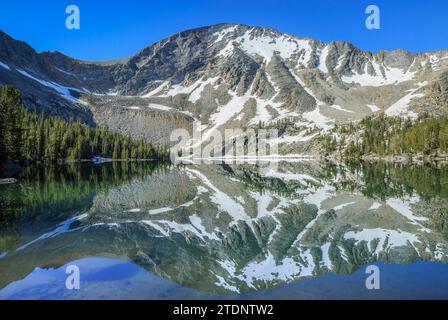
top-left (1, 160), bottom-right (448, 299)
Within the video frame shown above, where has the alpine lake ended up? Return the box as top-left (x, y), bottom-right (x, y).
top-left (1, 159), bottom-right (448, 299)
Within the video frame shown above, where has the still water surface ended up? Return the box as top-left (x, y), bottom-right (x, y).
top-left (1, 161), bottom-right (448, 299)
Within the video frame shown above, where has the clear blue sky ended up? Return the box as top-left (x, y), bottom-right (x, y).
top-left (0, 0), bottom-right (446, 61)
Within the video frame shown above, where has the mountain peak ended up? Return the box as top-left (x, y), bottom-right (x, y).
top-left (1, 26), bottom-right (447, 151)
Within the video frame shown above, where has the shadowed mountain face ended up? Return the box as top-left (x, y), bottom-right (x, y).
top-left (1, 161), bottom-right (448, 296)
top-left (1, 24), bottom-right (447, 150)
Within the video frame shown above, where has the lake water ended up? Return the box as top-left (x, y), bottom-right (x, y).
top-left (1, 160), bottom-right (448, 299)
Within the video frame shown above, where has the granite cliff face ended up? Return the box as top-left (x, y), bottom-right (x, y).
top-left (0, 24), bottom-right (447, 152)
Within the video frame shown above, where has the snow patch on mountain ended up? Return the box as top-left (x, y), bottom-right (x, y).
top-left (214, 275), bottom-right (239, 293)
top-left (332, 201), bottom-right (356, 211)
top-left (368, 202), bottom-right (382, 210)
top-left (189, 214), bottom-right (221, 241)
top-left (342, 62), bottom-right (416, 87)
top-left (213, 25), bottom-right (238, 43)
top-left (288, 70), bottom-right (334, 130)
top-left (206, 93), bottom-right (248, 134)
top-left (142, 81), bottom-right (170, 97)
top-left (218, 29), bottom-right (312, 63)
top-left (344, 228), bottom-right (421, 255)
top-left (147, 103), bottom-right (172, 111)
top-left (320, 243), bottom-right (332, 269)
top-left (327, 104), bottom-right (354, 113)
top-left (269, 131), bottom-right (318, 144)
top-left (17, 68), bottom-right (88, 105)
top-left (265, 170), bottom-right (319, 184)
top-left (238, 251), bottom-right (315, 288)
top-left (335, 54), bottom-right (346, 70)
top-left (186, 168), bottom-right (250, 224)
top-left (188, 77), bottom-right (219, 103)
top-left (366, 104), bottom-right (381, 112)
top-left (318, 46), bottom-right (329, 73)
top-left (302, 106), bottom-right (333, 130)
top-left (386, 196), bottom-right (429, 226)
top-left (385, 82), bottom-right (427, 119)
top-left (0, 61), bottom-right (11, 70)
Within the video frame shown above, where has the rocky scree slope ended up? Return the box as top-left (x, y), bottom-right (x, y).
top-left (0, 24), bottom-right (447, 152)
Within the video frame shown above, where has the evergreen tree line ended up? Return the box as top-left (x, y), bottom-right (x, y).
top-left (0, 86), bottom-right (169, 163)
top-left (322, 114), bottom-right (448, 157)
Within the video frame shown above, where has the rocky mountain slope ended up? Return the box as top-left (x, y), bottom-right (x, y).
top-left (1, 24), bottom-right (447, 153)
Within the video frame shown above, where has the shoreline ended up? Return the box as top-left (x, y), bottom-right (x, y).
top-left (326, 154), bottom-right (448, 164)
top-left (0, 158), bottom-right (170, 180)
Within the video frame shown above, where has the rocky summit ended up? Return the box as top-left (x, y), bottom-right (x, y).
top-left (0, 23), bottom-right (447, 153)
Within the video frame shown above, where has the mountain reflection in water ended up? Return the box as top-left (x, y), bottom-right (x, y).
top-left (1, 160), bottom-right (448, 299)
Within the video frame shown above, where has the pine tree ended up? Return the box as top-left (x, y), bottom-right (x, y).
top-left (0, 86), bottom-right (167, 164)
